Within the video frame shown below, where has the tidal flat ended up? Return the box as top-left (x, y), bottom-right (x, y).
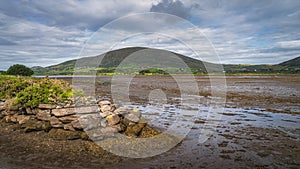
top-left (0, 75), bottom-right (299, 168)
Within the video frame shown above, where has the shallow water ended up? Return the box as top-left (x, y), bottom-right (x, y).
top-left (112, 96), bottom-right (300, 168)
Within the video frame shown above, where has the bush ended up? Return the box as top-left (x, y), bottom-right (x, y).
top-left (14, 78), bottom-right (73, 108)
top-left (6, 64), bottom-right (34, 76)
top-left (0, 75), bottom-right (32, 99)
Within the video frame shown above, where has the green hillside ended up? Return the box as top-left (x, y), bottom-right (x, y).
top-left (33, 47), bottom-right (300, 75)
top-left (33, 47), bottom-right (220, 75)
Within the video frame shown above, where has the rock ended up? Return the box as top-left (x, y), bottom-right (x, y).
top-left (78, 115), bottom-right (102, 130)
top-left (106, 114), bottom-right (120, 126)
top-left (64, 123), bottom-right (76, 131)
top-left (51, 108), bottom-right (76, 117)
top-left (125, 123), bottom-right (146, 137)
top-left (5, 110), bottom-right (19, 116)
top-left (4, 99), bottom-right (19, 111)
top-left (0, 101), bottom-right (5, 106)
top-left (114, 106), bottom-right (129, 115)
top-left (100, 119), bottom-right (108, 127)
top-left (17, 115), bottom-right (31, 125)
top-left (22, 119), bottom-right (51, 132)
top-left (112, 123), bottom-right (126, 132)
top-left (38, 104), bottom-right (56, 109)
top-left (10, 114), bottom-right (18, 123)
top-left (3, 116), bottom-right (12, 123)
top-left (25, 107), bottom-right (36, 114)
top-left (0, 105), bottom-right (5, 111)
top-left (58, 115), bottom-right (78, 123)
top-left (50, 116), bottom-right (64, 128)
top-left (48, 128), bottom-right (82, 140)
top-left (99, 111), bottom-right (111, 118)
top-left (8, 105), bottom-right (19, 111)
top-left (100, 105), bottom-right (111, 113)
top-left (75, 106), bottom-right (100, 114)
top-left (100, 126), bottom-right (118, 135)
top-left (124, 113), bottom-right (140, 123)
top-left (139, 117), bottom-right (149, 124)
top-left (36, 109), bottom-right (51, 121)
top-left (98, 100), bottom-right (111, 107)
top-left (71, 120), bottom-right (83, 130)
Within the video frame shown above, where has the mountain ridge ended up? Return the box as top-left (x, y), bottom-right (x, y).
top-left (32, 47), bottom-right (300, 75)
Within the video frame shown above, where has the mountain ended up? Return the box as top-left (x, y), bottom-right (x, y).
top-left (33, 47), bottom-right (300, 75)
top-left (33, 47), bottom-right (221, 75)
top-left (278, 56), bottom-right (300, 67)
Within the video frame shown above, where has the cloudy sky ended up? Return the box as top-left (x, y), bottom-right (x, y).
top-left (0, 0), bottom-right (300, 70)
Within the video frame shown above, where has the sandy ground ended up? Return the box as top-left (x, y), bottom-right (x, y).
top-left (0, 75), bottom-right (299, 169)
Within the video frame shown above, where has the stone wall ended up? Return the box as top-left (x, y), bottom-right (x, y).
top-left (0, 98), bottom-right (159, 140)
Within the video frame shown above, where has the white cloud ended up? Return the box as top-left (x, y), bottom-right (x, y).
top-left (0, 0), bottom-right (300, 70)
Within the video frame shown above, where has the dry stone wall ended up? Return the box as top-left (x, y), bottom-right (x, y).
top-left (0, 98), bottom-right (159, 140)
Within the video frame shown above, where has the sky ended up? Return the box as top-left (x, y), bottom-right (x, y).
top-left (0, 0), bottom-right (300, 70)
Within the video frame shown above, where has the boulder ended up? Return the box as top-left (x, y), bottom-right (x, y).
top-left (38, 104), bottom-right (57, 109)
top-left (106, 114), bottom-right (120, 126)
top-left (50, 116), bottom-right (64, 128)
top-left (52, 108), bottom-right (75, 117)
top-left (36, 109), bottom-right (51, 121)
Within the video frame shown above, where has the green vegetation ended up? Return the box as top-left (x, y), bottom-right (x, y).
top-left (31, 47), bottom-right (300, 75)
top-left (15, 78), bottom-right (72, 108)
top-left (6, 64), bottom-right (34, 76)
top-left (0, 75), bottom-right (76, 108)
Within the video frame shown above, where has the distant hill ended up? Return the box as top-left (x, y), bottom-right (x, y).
top-left (33, 47), bottom-right (221, 75)
top-left (278, 56), bottom-right (300, 67)
top-left (33, 47), bottom-right (300, 75)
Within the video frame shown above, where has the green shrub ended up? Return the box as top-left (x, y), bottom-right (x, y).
top-left (14, 78), bottom-right (73, 108)
top-left (0, 76), bottom-right (32, 99)
top-left (6, 64), bottom-right (34, 76)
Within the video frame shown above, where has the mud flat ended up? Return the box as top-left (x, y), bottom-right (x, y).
top-left (0, 75), bottom-right (299, 168)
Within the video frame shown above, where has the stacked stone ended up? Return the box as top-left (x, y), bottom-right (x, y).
top-left (0, 98), bottom-right (159, 140)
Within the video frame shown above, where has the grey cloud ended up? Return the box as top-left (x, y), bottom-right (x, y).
top-left (0, 38), bottom-right (17, 46)
top-left (150, 0), bottom-right (192, 19)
